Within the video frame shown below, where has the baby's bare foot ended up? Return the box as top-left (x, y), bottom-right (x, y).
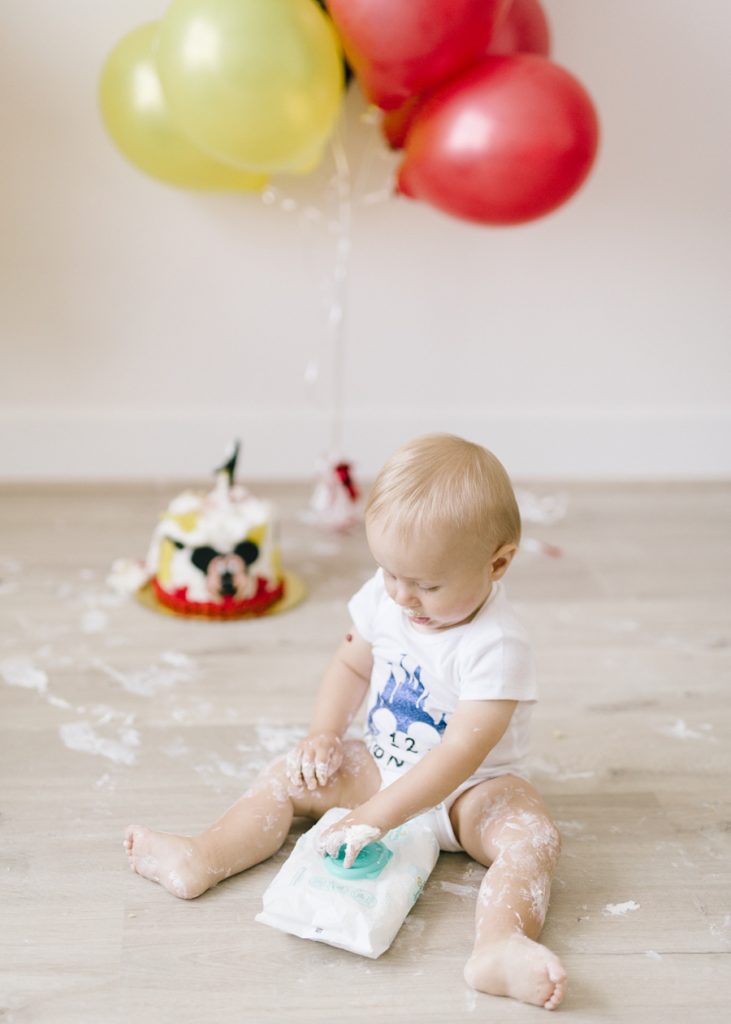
top-left (124, 825), bottom-right (220, 899)
top-left (464, 934), bottom-right (567, 1010)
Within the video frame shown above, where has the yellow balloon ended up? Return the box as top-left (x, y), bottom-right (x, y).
top-left (157, 0), bottom-right (344, 175)
top-left (99, 22), bottom-right (268, 191)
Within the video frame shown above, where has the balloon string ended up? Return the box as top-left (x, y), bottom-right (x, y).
top-left (328, 122), bottom-right (352, 455)
top-left (352, 106), bottom-right (394, 208)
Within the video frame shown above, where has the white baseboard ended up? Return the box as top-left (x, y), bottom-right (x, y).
top-left (0, 408), bottom-right (729, 481)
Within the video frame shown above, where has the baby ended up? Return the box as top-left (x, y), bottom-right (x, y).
top-left (125, 434), bottom-right (566, 1011)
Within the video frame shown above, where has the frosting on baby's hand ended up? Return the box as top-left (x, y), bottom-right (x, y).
top-left (318, 822), bottom-right (381, 867)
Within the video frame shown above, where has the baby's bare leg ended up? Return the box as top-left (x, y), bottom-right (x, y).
top-left (124, 740), bottom-right (380, 899)
top-left (451, 775), bottom-right (566, 1011)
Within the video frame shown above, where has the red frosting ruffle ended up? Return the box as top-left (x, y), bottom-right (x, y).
top-left (152, 576), bottom-right (285, 619)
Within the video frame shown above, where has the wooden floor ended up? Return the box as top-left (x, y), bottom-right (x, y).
top-left (1, 481), bottom-right (730, 1023)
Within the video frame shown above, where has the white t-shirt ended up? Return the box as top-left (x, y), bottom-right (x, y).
top-left (348, 569), bottom-right (537, 782)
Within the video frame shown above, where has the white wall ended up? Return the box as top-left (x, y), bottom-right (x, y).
top-left (1, 0), bottom-right (729, 481)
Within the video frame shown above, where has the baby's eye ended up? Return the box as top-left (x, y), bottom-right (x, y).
top-left (419, 584), bottom-right (440, 592)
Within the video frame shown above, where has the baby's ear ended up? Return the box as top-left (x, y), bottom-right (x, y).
top-left (490, 544), bottom-right (517, 579)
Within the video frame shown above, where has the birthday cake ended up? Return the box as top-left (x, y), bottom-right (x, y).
top-left (145, 444), bottom-right (285, 618)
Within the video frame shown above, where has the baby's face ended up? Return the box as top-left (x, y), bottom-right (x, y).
top-left (366, 518), bottom-right (511, 633)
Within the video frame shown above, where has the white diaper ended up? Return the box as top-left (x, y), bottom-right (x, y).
top-left (415, 780), bottom-right (475, 853)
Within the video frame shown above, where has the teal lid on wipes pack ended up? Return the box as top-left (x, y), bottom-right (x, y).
top-left (324, 840), bottom-right (393, 880)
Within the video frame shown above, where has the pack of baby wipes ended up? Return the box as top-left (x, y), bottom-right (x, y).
top-left (256, 807), bottom-right (439, 958)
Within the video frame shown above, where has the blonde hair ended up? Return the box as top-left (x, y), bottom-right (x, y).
top-left (366, 434), bottom-right (521, 553)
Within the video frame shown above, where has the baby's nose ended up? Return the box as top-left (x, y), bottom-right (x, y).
top-left (394, 584), bottom-right (419, 608)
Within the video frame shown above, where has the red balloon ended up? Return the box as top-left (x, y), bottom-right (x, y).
top-left (487, 0), bottom-right (551, 57)
top-left (326, 0), bottom-right (512, 110)
top-left (397, 55), bottom-right (599, 226)
top-left (381, 0), bottom-right (551, 151)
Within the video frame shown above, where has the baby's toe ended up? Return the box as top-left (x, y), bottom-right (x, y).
top-left (124, 825), bottom-right (148, 865)
top-left (544, 963), bottom-right (567, 1010)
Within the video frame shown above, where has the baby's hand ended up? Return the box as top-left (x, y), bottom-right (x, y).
top-left (286, 732), bottom-right (343, 791)
top-left (318, 810), bottom-right (384, 868)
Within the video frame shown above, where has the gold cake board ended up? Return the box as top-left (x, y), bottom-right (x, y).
top-left (135, 571), bottom-right (306, 621)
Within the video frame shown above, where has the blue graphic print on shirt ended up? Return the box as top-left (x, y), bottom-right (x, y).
top-left (366, 655), bottom-right (448, 772)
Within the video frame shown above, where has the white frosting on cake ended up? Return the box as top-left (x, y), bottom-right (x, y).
top-left (146, 472), bottom-right (282, 606)
top-left (161, 483), bottom-right (273, 553)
